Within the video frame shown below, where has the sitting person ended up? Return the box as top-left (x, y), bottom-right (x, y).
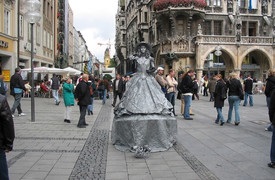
top-left (24, 81), bottom-right (32, 97)
top-left (40, 81), bottom-right (50, 93)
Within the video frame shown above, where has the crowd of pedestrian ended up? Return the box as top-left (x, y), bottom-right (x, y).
top-left (2, 65), bottom-right (275, 180)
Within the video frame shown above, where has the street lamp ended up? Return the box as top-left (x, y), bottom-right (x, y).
top-left (215, 45), bottom-right (222, 74)
top-left (24, 0), bottom-right (41, 122)
top-left (206, 59), bottom-right (213, 78)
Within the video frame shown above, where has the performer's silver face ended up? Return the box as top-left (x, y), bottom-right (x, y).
top-left (140, 46), bottom-right (146, 54)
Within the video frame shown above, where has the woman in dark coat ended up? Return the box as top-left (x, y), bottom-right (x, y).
top-left (268, 88), bottom-right (275, 168)
top-left (214, 74), bottom-right (227, 126)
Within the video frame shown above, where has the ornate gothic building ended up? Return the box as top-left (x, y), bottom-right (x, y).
top-left (116, 0), bottom-right (275, 81)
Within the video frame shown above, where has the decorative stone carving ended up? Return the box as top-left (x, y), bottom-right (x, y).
top-left (197, 24), bottom-right (202, 35)
top-left (262, 0), bottom-right (268, 14)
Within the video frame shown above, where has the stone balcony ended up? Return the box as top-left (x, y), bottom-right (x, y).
top-left (158, 35), bottom-right (274, 55)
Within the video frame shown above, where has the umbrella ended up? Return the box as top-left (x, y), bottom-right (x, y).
top-left (63, 67), bottom-right (82, 75)
top-left (21, 67), bottom-right (69, 75)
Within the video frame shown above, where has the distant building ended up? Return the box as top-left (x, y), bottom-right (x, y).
top-left (116, 0), bottom-right (275, 81)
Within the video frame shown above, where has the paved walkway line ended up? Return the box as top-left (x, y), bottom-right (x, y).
top-left (174, 143), bottom-right (220, 180)
top-left (69, 102), bottom-right (112, 180)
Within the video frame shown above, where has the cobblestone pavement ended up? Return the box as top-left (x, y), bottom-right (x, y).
top-left (5, 94), bottom-right (275, 180)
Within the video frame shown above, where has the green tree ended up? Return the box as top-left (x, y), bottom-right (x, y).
top-left (108, 57), bottom-right (117, 68)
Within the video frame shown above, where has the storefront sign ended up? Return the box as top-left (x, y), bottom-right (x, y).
top-left (2, 70), bottom-right (10, 82)
top-left (0, 40), bottom-right (8, 48)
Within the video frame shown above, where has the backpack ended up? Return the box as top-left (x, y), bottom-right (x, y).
top-left (0, 81), bottom-right (6, 95)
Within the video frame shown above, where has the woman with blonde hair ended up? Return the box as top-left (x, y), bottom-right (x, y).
top-left (226, 72), bottom-right (243, 125)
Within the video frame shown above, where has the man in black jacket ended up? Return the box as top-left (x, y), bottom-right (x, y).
top-left (112, 73), bottom-right (124, 107)
top-left (243, 75), bottom-right (254, 106)
top-left (179, 70), bottom-right (196, 120)
top-left (74, 74), bottom-right (90, 128)
top-left (0, 94), bottom-right (15, 179)
top-left (10, 67), bottom-right (26, 117)
top-left (50, 74), bottom-right (60, 105)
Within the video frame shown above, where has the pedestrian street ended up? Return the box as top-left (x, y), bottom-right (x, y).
top-left (5, 94), bottom-right (275, 180)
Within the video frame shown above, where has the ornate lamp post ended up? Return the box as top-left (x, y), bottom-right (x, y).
top-left (215, 45), bottom-right (222, 74)
top-left (206, 59), bottom-right (213, 78)
top-left (24, 0), bottom-right (41, 122)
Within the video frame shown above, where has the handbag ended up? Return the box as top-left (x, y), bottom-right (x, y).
top-left (14, 88), bottom-right (23, 94)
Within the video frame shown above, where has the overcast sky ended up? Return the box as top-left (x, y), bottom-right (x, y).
top-left (68, 0), bottom-right (118, 62)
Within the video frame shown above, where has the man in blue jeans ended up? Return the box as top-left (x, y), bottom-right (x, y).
top-left (10, 67), bottom-right (26, 117)
top-left (0, 94), bottom-right (15, 179)
top-left (243, 75), bottom-right (253, 106)
top-left (50, 74), bottom-right (60, 105)
top-left (179, 70), bottom-right (196, 120)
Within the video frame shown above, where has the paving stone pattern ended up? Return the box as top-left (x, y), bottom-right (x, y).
top-left (174, 143), bottom-right (219, 180)
top-left (69, 103), bottom-right (112, 179)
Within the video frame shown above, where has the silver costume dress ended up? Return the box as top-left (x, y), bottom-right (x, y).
top-left (111, 56), bottom-right (177, 152)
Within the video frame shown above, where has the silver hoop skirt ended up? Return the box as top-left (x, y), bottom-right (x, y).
top-left (111, 69), bottom-right (177, 152)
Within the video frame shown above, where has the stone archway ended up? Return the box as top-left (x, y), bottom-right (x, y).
top-left (199, 46), bottom-right (236, 79)
top-left (240, 48), bottom-right (272, 81)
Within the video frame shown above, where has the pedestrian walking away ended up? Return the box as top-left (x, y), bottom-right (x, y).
top-left (0, 94), bottom-right (15, 180)
top-left (10, 67), bottom-right (27, 117)
top-left (226, 72), bottom-right (243, 126)
top-left (50, 73), bottom-right (61, 105)
top-left (62, 77), bottom-right (75, 123)
top-left (213, 74), bottom-right (227, 126)
top-left (243, 74), bottom-right (254, 107)
top-left (74, 74), bottom-right (90, 128)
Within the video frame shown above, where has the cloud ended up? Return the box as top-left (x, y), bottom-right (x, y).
top-left (68, 0), bottom-right (117, 61)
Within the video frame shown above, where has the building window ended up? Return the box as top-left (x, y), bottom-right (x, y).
top-left (204, 21), bottom-right (211, 35)
top-left (43, 0), bottom-right (46, 15)
top-left (48, 2), bottom-right (50, 19)
top-left (177, 19), bottom-right (184, 36)
top-left (214, 21), bottom-right (222, 35)
top-left (47, 32), bottom-right (50, 48)
top-left (213, 0), bottom-right (221, 6)
top-left (144, 12), bottom-right (148, 23)
top-left (19, 14), bottom-right (24, 37)
top-left (4, 9), bottom-right (11, 35)
top-left (36, 24), bottom-right (41, 44)
top-left (239, 0), bottom-right (258, 9)
top-left (43, 29), bottom-right (47, 47)
top-left (50, 34), bottom-right (53, 50)
top-left (206, 0), bottom-right (210, 6)
top-left (249, 22), bottom-right (257, 36)
top-left (122, 34), bottom-right (126, 43)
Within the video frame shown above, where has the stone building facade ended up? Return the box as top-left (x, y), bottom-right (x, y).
top-left (115, 0), bottom-right (275, 81)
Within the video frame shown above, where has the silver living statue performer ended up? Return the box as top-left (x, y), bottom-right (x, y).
top-left (111, 42), bottom-right (177, 153)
